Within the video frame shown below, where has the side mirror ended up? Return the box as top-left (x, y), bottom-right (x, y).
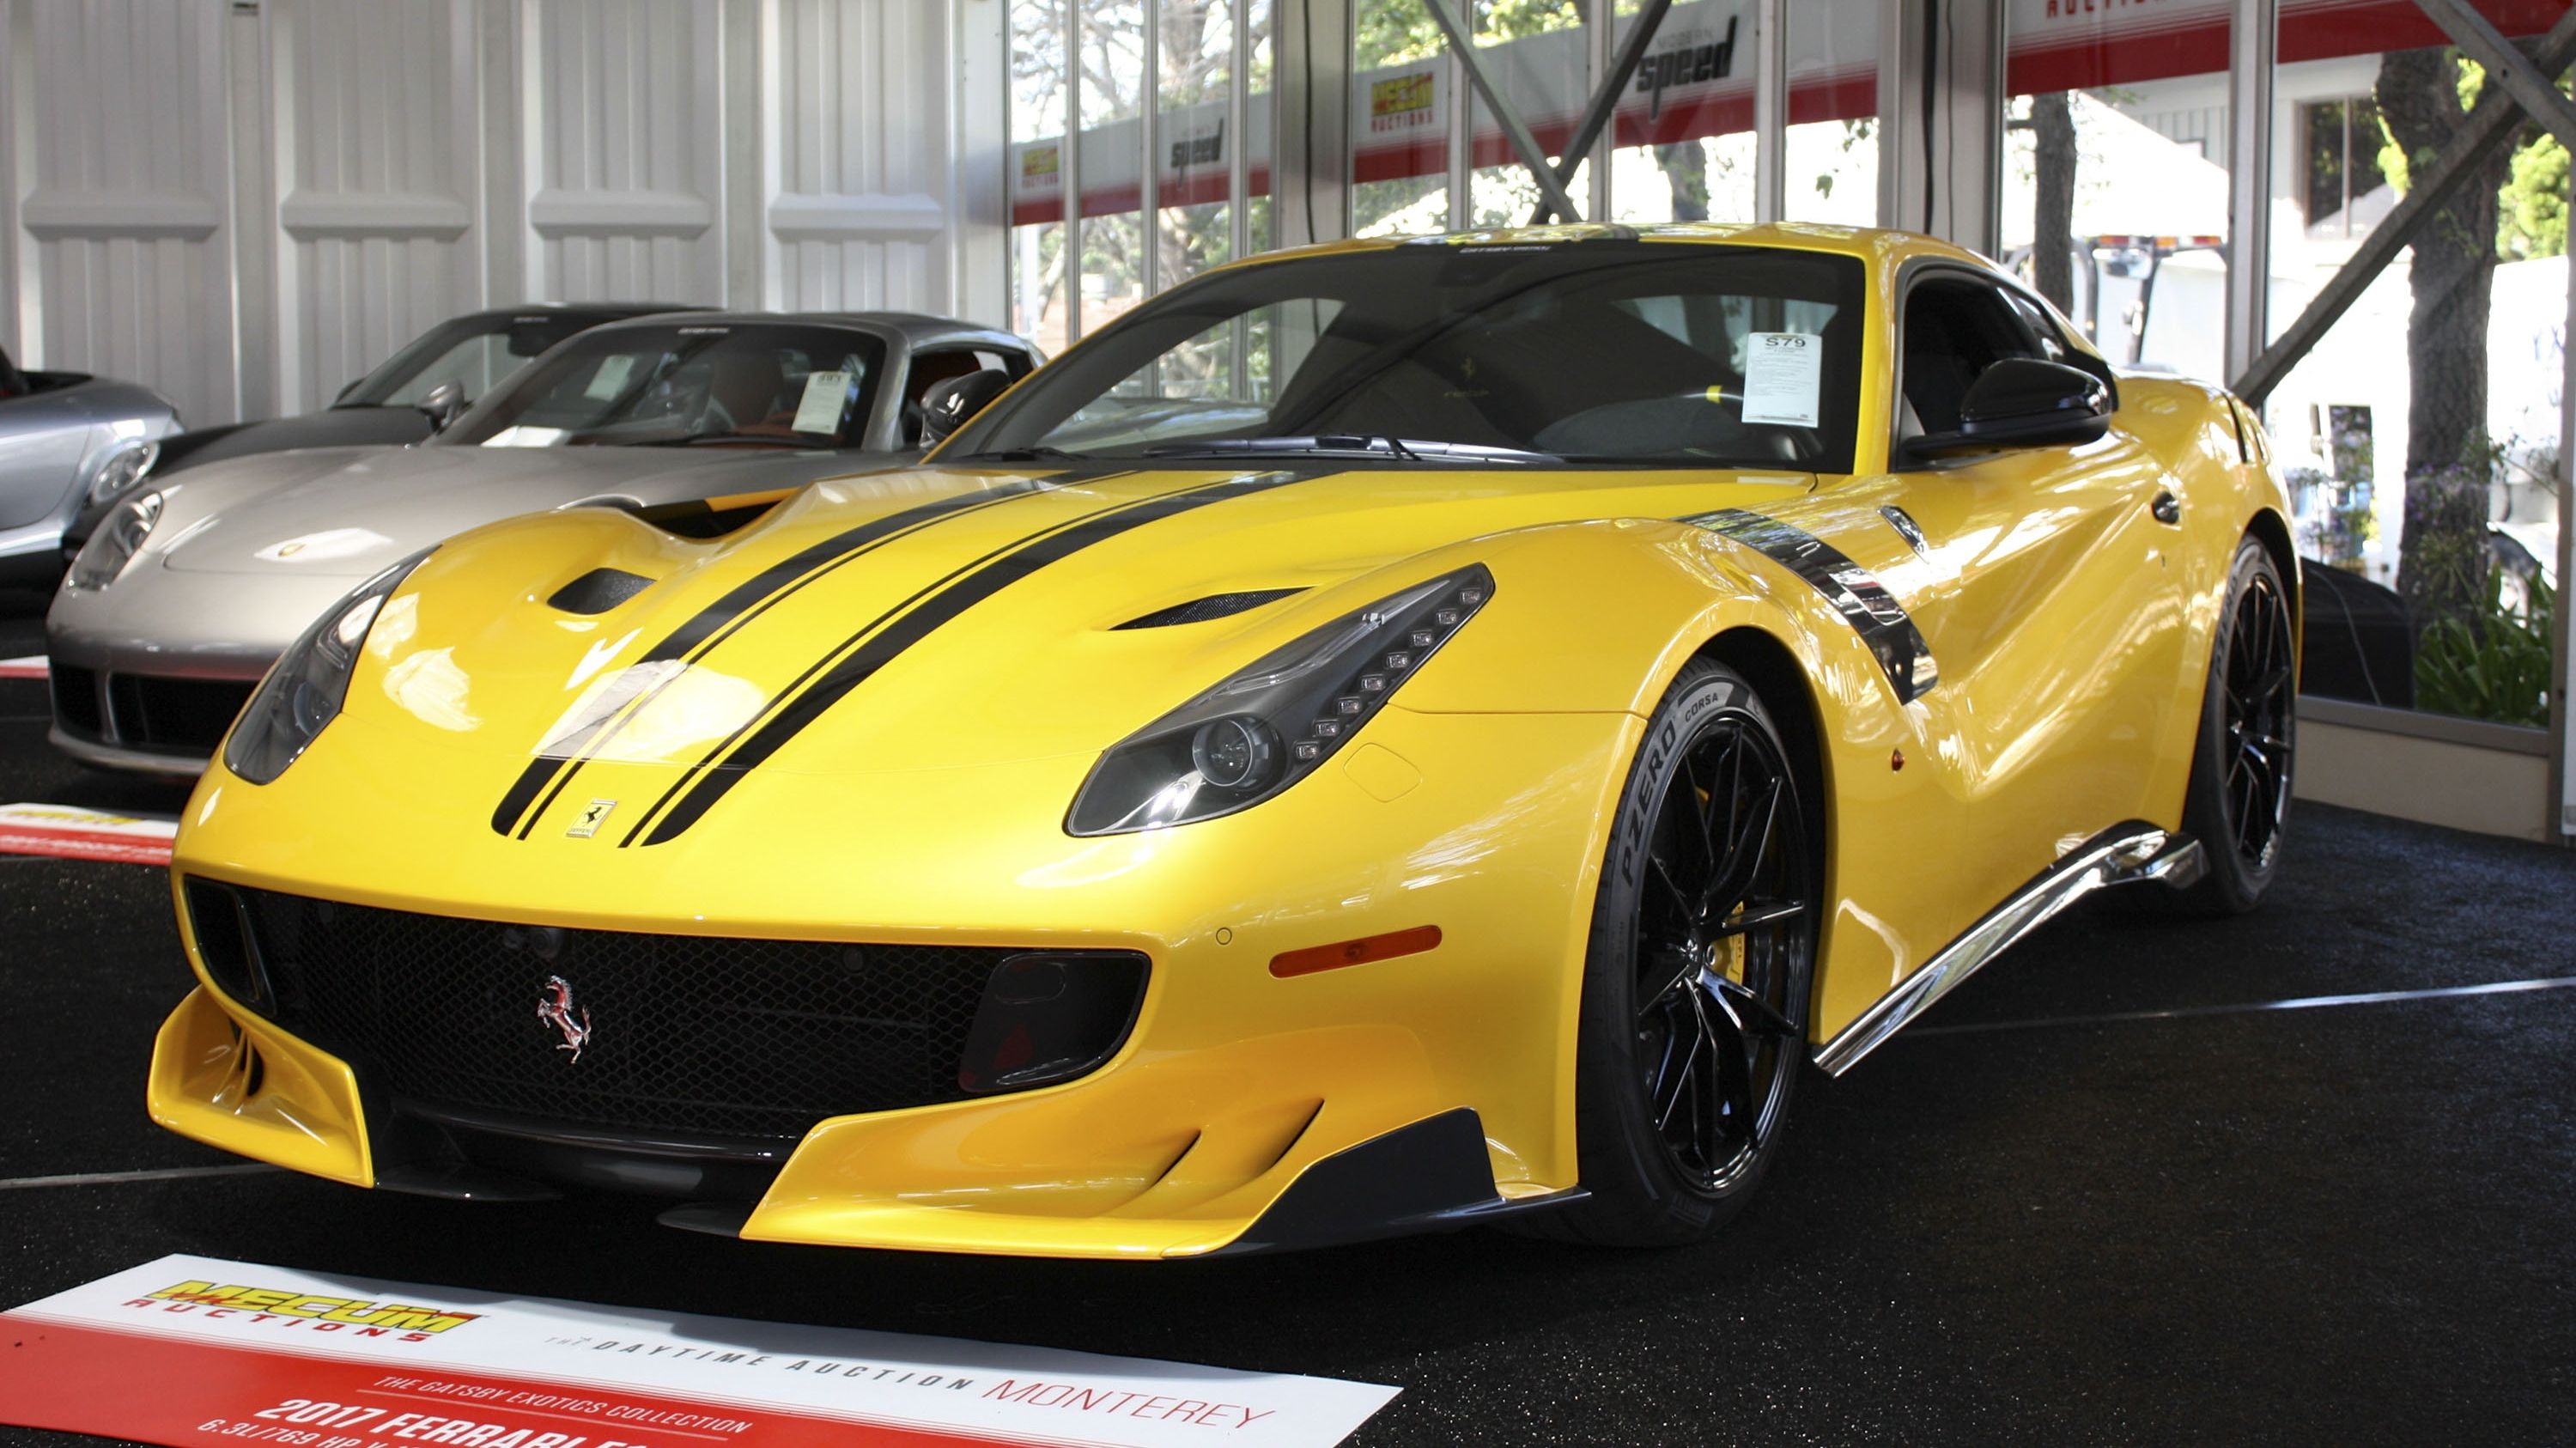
top-left (417, 380), bottom-right (466, 434)
top-left (1903, 358), bottom-right (2111, 461)
top-left (920, 369), bottom-right (1013, 447)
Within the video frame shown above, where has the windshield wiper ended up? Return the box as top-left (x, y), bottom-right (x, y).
top-left (1140, 435), bottom-right (1559, 465)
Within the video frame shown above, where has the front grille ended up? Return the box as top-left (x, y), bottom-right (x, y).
top-left (105, 674), bottom-right (256, 752)
top-left (192, 882), bottom-right (1138, 1142)
top-left (48, 665), bottom-right (102, 739)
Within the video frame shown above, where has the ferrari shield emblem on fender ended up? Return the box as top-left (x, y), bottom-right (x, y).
top-left (565, 799), bottom-right (617, 838)
top-left (537, 975), bottom-right (592, 1062)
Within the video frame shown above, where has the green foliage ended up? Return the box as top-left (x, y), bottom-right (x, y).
top-left (1356, 0), bottom-right (1582, 67)
top-left (2500, 131), bottom-right (2567, 259)
top-left (2372, 50), bottom-right (2573, 261)
top-left (2415, 567), bottom-right (2555, 727)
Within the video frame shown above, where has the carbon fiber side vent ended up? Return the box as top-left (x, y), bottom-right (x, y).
top-left (1113, 588), bottom-right (1305, 630)
top-left (547, 568), bottom-right (657, 615)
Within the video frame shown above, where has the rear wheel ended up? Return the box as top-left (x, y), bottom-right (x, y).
top-left (1536, 660), bottom-right (1817, 1247)
top-left (2172, 538), bottom-right (2296, 915)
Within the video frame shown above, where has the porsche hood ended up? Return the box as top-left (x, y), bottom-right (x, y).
top-left (343, 460), bottom-right (1815, 846)
top-left (142, 443), bottom-right (891, 581)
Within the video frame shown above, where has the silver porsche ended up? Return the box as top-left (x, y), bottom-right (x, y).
top-left (0, 341), bottom-right (183, 587)
top-left (47, 311), bottom-right (1037, 773)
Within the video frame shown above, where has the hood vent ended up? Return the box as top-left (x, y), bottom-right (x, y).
top-left (547, 568), bottom-right (657, 615)
top-left (1113, 588), bottom-right (1305, 630)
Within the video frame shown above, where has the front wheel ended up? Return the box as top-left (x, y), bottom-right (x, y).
top-left (1534, 660), bottom-right (1819, 1247)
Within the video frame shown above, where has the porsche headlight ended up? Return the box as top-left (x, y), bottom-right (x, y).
top-left (222, 550), bottom-right (432, 784)
top-left (67, 489), bottom-right (164, 590)
top-left (1066, 565), bottom-right (1494, 836)
top-left (85, 439), bottom-right (159, 503)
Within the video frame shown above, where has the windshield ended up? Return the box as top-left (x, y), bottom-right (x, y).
top-left (341, 313), bottom-right (613, 409)
top-left (943, 240), bottom-right (1868, 472)
top-left (440, 323), bottom-right (887, 449)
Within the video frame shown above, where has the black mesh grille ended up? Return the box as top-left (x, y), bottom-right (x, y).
top-left (203, 883), bottom-right (1127, 1142)
top-left (105, 674), bottom-right (256, 752)
top-left (49, 665), bottom-right (102, 739)
top-left (1114, 588), bottom-right (1304, 630)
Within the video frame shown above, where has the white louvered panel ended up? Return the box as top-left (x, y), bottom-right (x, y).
top-left (271, 0), bottom-right (482, 412)
top-left (526, 0), bottom-right (724, 305)
top-left (765, 0), bottom-right (952, 314)
top-left (15, 0), bottom-right (238, 426)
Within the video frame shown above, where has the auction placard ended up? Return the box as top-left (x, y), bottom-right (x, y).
top-left (0, 1256), bottom-right (1396, 1448)
top-left (0, 801), bottom-right (178, 864)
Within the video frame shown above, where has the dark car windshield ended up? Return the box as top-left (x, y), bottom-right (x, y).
top-left (440, 323), bottom-right (887, 449)
top-left (942, 240), bottom-right (1868, 472)
top-left (340, 313), bottom-right (617, 409)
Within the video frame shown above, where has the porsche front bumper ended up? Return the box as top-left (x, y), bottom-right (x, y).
top-left (149, 703), bottom-right (1641, 1257)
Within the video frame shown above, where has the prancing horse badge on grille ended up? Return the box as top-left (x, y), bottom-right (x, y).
top-left (538, 974), bottom-right (592, 1062)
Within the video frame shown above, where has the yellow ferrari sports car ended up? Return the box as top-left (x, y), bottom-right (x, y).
top-left (151, 222), bottom-right (2296, 1257)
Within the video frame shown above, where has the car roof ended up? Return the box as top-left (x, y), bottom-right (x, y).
top-left (574, 310), bottom-right (1032, 350)
top-left (1219, 222), bottom-right (1995, 275)
top-left (449, 302), bottom-right (701, 325)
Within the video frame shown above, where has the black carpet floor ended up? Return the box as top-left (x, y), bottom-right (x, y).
top-left (0, 593), bottom-right (2570, 1445)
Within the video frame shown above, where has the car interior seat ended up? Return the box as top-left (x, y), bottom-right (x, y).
top-left (902, 351), bottom-right (987, 445)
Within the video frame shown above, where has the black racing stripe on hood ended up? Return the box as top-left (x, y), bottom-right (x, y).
top-left (489, 474), bottom-right (1099, 838)
top-left (625, 470), bottom-right (1316, 847)
top-left (1686, 508), bottom-right (1940, 704)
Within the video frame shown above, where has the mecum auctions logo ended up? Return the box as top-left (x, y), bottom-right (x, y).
top-left (137, 1280), bottom-right (481, 1337)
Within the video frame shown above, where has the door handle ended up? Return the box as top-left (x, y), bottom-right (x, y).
top-left (2151, 489), bottom-right (2182, 525)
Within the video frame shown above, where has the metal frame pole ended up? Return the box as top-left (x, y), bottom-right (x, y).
top-left (2413, 0), bottom-right (2576, 151)
top-left (2222, 0), bottom-right (2275, 386)
top-left (1064, 0), bottom-right (1083, 341)
top-left (1753, 0), bottom-right (1786, 222)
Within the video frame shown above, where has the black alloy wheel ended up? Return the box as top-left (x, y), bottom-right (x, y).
top-left (2171, 538), bottom-right (2296, 916)
top-left (1532, 660), bottom-right (1818, 1246)
top-left (2221, 563), bottom-right (2295, 871)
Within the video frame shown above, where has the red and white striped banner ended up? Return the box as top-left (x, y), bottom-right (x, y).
top-left (0, 1256), bottom-right (1398, 1448)
top-left (0, 802), bottom-right (179, 865)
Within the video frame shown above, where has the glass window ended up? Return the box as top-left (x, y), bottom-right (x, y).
top-left (2257, 10), bottom-right (2567, 730)
top-left (1609, 0), bottom-right (1754, 226)
top-left (442, 324), bottom-right (885, 450)
top-left (1352, 0), bottom-right (1453, 236)
top-left (947, 240), bottom-right (1870, 472)
top-left (1008, 0), bottom-right (1072, 354)
top-left (342, 314), bottom-right (598, 409)
top-left (2002, 9), bottom-right (2233, 375)
top-left (1466, 2), bottom-right (1589, 228)
top-left (1785, 0), bottom-right (1880, 226)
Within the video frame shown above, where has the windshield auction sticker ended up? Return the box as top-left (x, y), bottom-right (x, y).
top-left (1740, 332), bottom-right (1823, 427)
top-left (0, 802), bottom-right (177, 865)
top-left (0, 1256), bottom-right (1396, 1448)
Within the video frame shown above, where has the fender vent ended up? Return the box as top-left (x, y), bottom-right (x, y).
top-left (1114, 588), bottom-right (1304, 630)
top-left (548, 568), bottom-right (657, 614)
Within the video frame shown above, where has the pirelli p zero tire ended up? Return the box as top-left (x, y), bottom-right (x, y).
top-left (2171, 538), bottom-right (2297, 916)
top-left (1534, 660), bottom-right (1819, 1248)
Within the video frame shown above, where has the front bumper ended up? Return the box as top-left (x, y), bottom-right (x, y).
top-left (150, 705), bottom-right (1641, 1257)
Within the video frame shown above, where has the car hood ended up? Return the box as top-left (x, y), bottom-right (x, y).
top-left (154, 408), bottom-right (434, 477)
top-left (344, 460), bottom-right (1818, 824)
top-left (145, 443), bottom-right (897, 579)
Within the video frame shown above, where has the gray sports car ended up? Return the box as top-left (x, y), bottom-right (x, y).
top-left (0, 342), bottom-right (183, 587)
top-left (48, 311), bottom-right (1036, 773)
top-left (59, 303), bottom-right (692, 560)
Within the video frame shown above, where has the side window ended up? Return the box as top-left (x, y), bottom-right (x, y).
top-left (1898, 276), bottom-right (2046, 439)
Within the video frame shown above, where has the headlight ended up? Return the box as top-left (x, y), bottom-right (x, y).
top-left (222, 551), bottom-right (432, 784)
top-left (1066, 565), bottom-right (1494, 835)
top-left (85, 440), bottom-right (159, 503)
top-left (67, 489), bottom-right (164, 590)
